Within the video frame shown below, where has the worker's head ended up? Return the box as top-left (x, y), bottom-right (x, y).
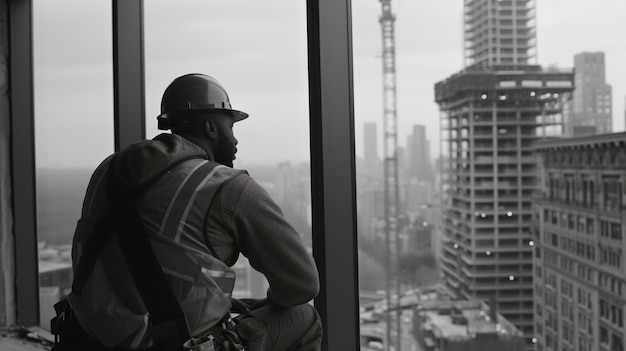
top-left (157, 74), bottom-right (248, 167)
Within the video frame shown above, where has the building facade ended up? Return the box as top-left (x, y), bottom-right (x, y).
top-left (534, 133), bottom-right (626, 351)
top-left (463, 0), bottom-right (537, 67)
top-left (566, 52), bottom-right (612, 136)
top-left (407, 124), bottom-right (432, 183)
top-left (435, 64), bottom-right (574, 340)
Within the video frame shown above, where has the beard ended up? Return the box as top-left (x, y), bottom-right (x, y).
top-left (214, 144), bottom-right (235, 168)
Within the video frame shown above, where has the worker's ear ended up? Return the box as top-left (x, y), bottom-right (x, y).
top-left (204, 119), bottom-right (219, 140)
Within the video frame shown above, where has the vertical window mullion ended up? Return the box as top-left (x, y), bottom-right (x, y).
top-left (112, 0), bottom-right (145, 151)
top-left (9, 0), bottom-right (39, 326)
top-left (307, 0), bottom-right (359, 350)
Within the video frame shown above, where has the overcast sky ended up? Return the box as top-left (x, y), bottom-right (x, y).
top-left (33, 0), bottom-right (626, 168)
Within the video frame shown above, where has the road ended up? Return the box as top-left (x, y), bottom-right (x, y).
top-left (392, 310), bottom-right (421, 351)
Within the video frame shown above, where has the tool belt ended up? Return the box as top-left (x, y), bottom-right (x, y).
top-left (184, 315), bottom-right (244, 351)
top-left (52, 299), bottom-right (248, 351)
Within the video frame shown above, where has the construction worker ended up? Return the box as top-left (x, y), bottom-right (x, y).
top-left (66, 73), bottom-right (322, 350)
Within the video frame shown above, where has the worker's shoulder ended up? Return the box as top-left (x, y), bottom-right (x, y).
top-left (219, 167), bottom-right (274, 199)
top-left (218, 166), bottom-right (253, 190)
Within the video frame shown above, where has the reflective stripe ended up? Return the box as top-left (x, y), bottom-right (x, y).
top-left (150, 160), bottom-right (240, 297)
top-left (200, 268), bottom-right (236, 293)
top-left (158, 160), bottom-right (210, 238)
top-left (130, 313), bottom-right (150, 349)
top-left (201, 268), bottom-right (235, 279)
top-left (173, 165), bottom-right (226, 242)
top-left (162, 267), bottom-right (194, 283)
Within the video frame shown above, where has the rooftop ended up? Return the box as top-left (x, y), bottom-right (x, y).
top-left (417, 300), bottom-right (523, 340)
top-left (535, 131), bottom-right (626, 151)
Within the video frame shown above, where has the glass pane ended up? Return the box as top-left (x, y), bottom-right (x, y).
top-left (144, 1), bottom-right (310, 300)
top-left (354, 1), bottom-right (626, 351)
top-left (353, 3), bottom-right (446, 349)
top-left (33, 0), bottom-right (113, 329)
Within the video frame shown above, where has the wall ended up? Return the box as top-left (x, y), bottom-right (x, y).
top-left (0, 0), bottom-right (16, 327)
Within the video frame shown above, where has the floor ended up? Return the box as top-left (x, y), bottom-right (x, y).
top-left (0, 328), bottom-right (53, 351)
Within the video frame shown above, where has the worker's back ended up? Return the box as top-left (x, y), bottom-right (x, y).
top-left (69, 134), bottom-right (245, 349)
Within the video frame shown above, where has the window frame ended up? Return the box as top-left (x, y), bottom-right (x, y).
top-left (8, 0), bottom-right (360, 349)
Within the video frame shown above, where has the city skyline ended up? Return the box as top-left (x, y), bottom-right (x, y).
top-left (353, 0), bottom-right (626, 162)
top-left (32, 0), bottom-right (626, 168)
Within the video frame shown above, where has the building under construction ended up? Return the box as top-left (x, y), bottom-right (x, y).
top-left (463, 0), bottom-right (536, 68)
top-left (435, 64), bottom-right (574, 341)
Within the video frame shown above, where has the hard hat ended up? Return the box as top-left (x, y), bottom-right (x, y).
top-left (157, 73), bottom-right (249, 130)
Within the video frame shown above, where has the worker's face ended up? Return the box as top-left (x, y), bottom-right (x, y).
top-left (210, 113), bottom-right (238, 167)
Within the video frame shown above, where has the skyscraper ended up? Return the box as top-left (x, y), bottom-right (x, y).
top-left (463, 0), bottom-right (537, 67)
top-left (436, 0), bottom-right (575, 344)
top-left (406, 124), bottom-right (432, 182)
top-left (436, 66), bottom-right (574, 340)
top-left (566, 52), bottom-right (613, 136)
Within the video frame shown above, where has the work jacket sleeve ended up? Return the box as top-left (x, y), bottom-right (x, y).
top-left (224, 174), bottom-right (320, 307)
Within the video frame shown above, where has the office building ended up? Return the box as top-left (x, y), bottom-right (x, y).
top-left (463, 0), bottom-right (537, 67)
top-left (566, 52), bottom-right (612, 136)
top-left (435, 65), bottom-right (574, 338)
top-left (533, 133), bottom-right (626, 351)
top-left (407, 124), bottom-right (432, 182)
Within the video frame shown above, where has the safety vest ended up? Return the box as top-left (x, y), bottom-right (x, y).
top-left (69, 158), bottom-right (246, 349)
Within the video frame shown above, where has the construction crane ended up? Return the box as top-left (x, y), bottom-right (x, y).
top-left (379, 1), bottom-right (401, 350)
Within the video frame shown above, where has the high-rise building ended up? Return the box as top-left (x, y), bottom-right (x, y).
top-left (463, 0), bottom-right (537, 67)
top-left (407, 124), bottom-right (432, 182)
top-left (566, 52), bottom-right (613, 136)
top-left (436, 65), bottom-right (574, 341)
top-left (437, 1), bottom-right (575, 346)
top-left (534, 133), bottom-right (626, 351)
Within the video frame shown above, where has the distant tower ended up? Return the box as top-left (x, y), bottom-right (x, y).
top-left (407, 125), bottom-right (432, 182)
top-left (567, 52), bottom-right (612, 136)
top-left (363, 122), bottom-right (378, 165)
top-left (463, 0), bottom-right (537, 67)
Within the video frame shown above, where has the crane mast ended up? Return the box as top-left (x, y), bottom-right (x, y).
top-left (379, 1), bottom-right (401, 350)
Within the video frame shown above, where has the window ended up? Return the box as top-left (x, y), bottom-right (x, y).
top-left (33, 0), bottom-right (114, 328)
top-left (9, 1), bottom-right (361, 348)
top-left (144, 0), bottom-right (311, 299)
top-left (603, 176), bottom-right (620, 211)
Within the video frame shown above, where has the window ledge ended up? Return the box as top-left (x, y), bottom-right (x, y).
top-left (1, 328), bottom-right (52, 351)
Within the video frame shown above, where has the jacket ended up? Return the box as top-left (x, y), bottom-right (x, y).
top-left (68, 133), bottom-right (320, 349)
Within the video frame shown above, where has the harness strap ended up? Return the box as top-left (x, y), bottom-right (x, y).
top-left (72, 154), bottom-right (202, 294)
top-left (71, 154), bottom-right (204, 350)
top-left (117, 210), bottom-right (190, 350)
